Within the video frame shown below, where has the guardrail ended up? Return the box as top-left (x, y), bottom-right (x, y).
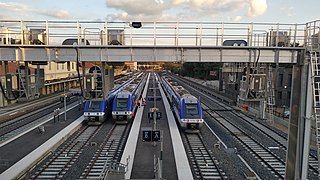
top-left (0, 20), bottom-right (308, 47)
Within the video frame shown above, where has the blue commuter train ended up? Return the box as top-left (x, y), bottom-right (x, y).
top-left (83, 73), bottom-right (143, 125)
top-left (161, 74), bottom-right (203, 133)
top-left (112, 73), bottom-right (147, 124)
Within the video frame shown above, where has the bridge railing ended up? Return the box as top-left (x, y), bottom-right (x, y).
top-left (0, 21), bottom-right (306, 48)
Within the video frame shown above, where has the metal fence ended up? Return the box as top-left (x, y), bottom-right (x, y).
top-left (0, 20), bottom-right (308, 47)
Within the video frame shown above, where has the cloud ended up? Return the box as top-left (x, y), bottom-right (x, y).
top-left (247, 0), bottom-right (267, 17)
top-left (228, 16), bottom-right (243, 22)
top-left (106, 0), bottom-right (267, 21)
top-left (107, 12), bottom-right (182, 21)
top-left (0, 2), bottom-right (28, 12)
top-left (0, 2), bottom-right (72, 19)
top-left (40, 10), bottom-right (71, 19)
top-left (172, 0), bottom-right (246, 14)
top-left (106, 0), bottom-right (167, 16)
top-left (281, 6), bottom-right (295, 17)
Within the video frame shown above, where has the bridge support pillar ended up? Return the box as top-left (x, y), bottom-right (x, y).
top-left (101, 64), bottom-right (114, 100)
top-left (285, 51), bottom-right (311, 180)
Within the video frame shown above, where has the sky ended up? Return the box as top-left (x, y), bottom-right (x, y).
top-left (0, 0), bottom-right (318, 24)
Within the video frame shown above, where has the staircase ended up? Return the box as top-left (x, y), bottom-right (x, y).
top-left (266, 64), bottom-right (275, 123)
top-left (310, 51), bottom-right (320, 174)
top-left (17, 66), bottom-right (27, 98)
top-left (306, 20), bottom-right (320, 175)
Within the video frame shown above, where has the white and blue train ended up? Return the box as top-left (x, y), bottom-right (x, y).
top-left (84, 73), bottom-right (143, 125)
top-left (112, 73), bottom-right (147, 124)
top-left (161, 75), bottom-right (203, 133)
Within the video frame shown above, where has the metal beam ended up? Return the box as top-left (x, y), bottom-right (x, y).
top-left (285, 51), bottom-right (309, 179)
top-left (0, 45), bottom-right (303, 63)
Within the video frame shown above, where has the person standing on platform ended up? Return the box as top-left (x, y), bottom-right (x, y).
top-left (137, 99), bottom-right (141, 108)
top-left (142, 97), bottom-right (146, 106)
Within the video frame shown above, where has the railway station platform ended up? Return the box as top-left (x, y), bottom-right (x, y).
top-left (121, 73), bottom-right (192, 179)
top-left (0, 110), bottom-right (84, 179)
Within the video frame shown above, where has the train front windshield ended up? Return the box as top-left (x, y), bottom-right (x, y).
top-left (88, 101), bottom-right (102, 112)
top-left (116, 98), bottom-right (128, 110)
top-left (185, 103), bottom-right (199, 118)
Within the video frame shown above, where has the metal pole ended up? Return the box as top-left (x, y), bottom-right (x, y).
top-left (153, 72), bottom-right (157, 146)
top-left (64, 82), bottom-right (67, 121)
top-left (25, 61), bottom-right (29, 99)
top-left (36, 65), bottom-right (40, 96)
top-left (301, 64), bottom-right (313, 179)
top-left (285, 51), bottom-right (306, 179)
top-left (159, 130), bottom-right (163, 179)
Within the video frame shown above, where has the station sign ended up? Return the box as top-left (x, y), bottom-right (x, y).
top-left (143, 131), bottom-right (152, 141)
top-left (156, 112), bottom-right (162, 119)
top-left (152, 131), bottom-right (161, 141)
top-left (148, 111), bottom-right (161, 120)
top-left (148, 112), bottom-right (153, 120)
top-left (142, 130), bottom-right (161, 142)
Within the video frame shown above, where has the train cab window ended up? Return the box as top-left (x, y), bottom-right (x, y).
top-left (185, 103), bottom-right (199, 117)
top-left (116, 98), bottom-right (128, 110)
top-left (88, 101), bottom-right (101, 112)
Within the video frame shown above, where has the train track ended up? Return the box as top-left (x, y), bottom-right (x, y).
top-left (29, 125), bottom-right (100, 179)
top-left (172, 74), bottom-right (319, 177)
top-left (182, 132), bottom-right (227, 179)
top-left (0, 99), bottom-right (66, 134)
top-left (0, 100), bottom-right (79, 147)
top-left (232, 111), bottom-right (319, 175)
top-left (206, 110), bottom-right (286, 179)
top-left (80, 124), bottom-right (129, 179)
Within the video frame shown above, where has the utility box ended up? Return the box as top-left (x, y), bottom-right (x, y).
top-left (29, 29), bottom-right (47, 45)
top-left (108, 29), bottom-right (124, 45)
top-left (239, 74), bottom-right (266, 100)
top-left (5, 74), bottom-right (13, 93)
top-left (85, 75), bottom-right (92, 93)
top-left (311, 33), bottom-right (319, 49)
top-left (249, 74), bottom-right (266, 91)
top-left (35, 68), bottom-right (45, 88)
top-left (268, 31), bottom-right (290, 47)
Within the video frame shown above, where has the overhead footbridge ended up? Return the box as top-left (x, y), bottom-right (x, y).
top-left (1, 20), bottom-right (320, 180)
top-left (0, 21), bottom-right (306, 63)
